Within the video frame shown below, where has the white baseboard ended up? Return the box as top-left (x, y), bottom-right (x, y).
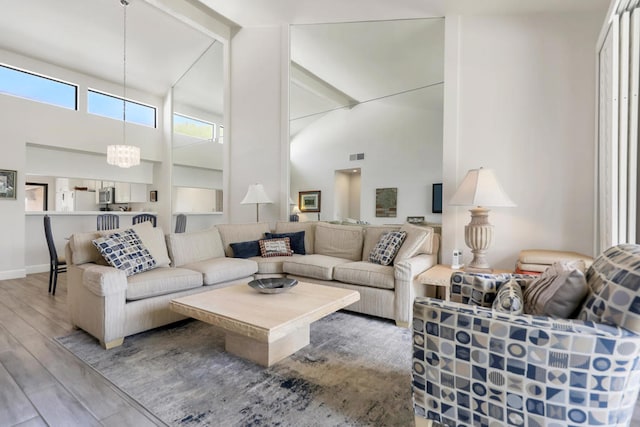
top-left (0, 269), bottom-right (27, 280)
top-left (25, 264), bottom-right (49, 275)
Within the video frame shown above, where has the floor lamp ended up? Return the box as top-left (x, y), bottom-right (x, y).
top-left (449, 167), bottom-right (515, 271)
top-left (241, 184), bottom-right (273, 222)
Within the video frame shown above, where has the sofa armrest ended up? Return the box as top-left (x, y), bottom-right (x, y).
top-left (82, 264), bottom-right (128, 296)
top-left (393, 254), bottom-right (437, 326)
top-left (67, 263), bottom-right (128, 348)
top-left (450, 271), bottom-right (535, 306)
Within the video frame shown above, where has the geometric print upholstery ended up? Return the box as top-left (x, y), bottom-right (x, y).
top-left (412, 298), bottom-right (640, 426)
top-left (578, 244), bottom-right (640, 334)
top-left (92, 229), bottom-right (156, 277)
top-left (369, 231), bottom-right (407, 266)
top-left (450, 272), bottom-right (534, 307)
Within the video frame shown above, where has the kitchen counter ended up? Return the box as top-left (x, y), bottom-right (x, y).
top-left (26, 211), bottom-right (157, 216)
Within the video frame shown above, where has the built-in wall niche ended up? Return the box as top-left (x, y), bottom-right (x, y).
top-left (171, 40), bottom-right (224, 214)
top-left (289, 19), bottom-right (444, 224)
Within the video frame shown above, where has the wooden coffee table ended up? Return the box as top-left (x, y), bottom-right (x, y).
top-left (169, 281), bottom-right (360, 367)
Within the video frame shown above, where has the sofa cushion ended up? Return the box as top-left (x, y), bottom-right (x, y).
top-left (166, 228), bottom-right (225, 267)
top-left (125, 267), bottom-right (203, 301)
top-left (314, 223), bottom-right (364, 261)
top-left (369, 231), bottom-right (407, 266)
top-left (69, 230), bottom-right (101, 264)
top-left (265, 231), bottom-right (306, 254)
top-left (523, 260), bottom-right (588, 318)
top-left (182, 257), bottom-right (258, 285)
top-left (230, 240), bottom-right (261, 259)
top-left (395, 223), bottom-right (434, 262)
top-left (92, 229), bottom-right (157, 277)
top-left (252, 254), bottom-right (304, 275)
top-left (283, 254), bottom-right (351, 281)
top-left (361, 226), bottom-right (401, 261)
top-left (259, 238), bottom-right (293, 257)
top-left (99, 221), bottom-right (171, 268)
top-left (217, 223), bottom-right (271, 257)
top-left (333, 261), bottom-right (395, 290)
top-left (275, 221), bottom-right (316, 254)
top-left (492, 278), bottom-right (524, 315)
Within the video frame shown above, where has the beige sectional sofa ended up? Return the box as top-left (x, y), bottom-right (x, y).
top-left (66, 220), bottom-right (439, 349)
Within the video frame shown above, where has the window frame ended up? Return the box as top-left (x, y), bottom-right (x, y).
top-left (173, 112), bottom-right (216, 141)
top-left (0, 63), bottom-right (78, 110)
top-left (87, 88), bottom-right (157, 128)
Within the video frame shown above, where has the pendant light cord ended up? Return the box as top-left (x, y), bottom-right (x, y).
top-left (121, 0), bottom-right (128, 142)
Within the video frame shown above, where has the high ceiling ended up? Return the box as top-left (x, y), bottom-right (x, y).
top-left (198, 0), bottom-right (609, 26)
top-left (0, 0), bottom-right (609, 115)
top-left (0, 0), bottom-right (217, 104)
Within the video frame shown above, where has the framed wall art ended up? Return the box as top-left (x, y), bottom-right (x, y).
top-left (376, 187), bottom-right (397, 217)
top-left (432, 183), bottom-right (443, 213)
top-left (150, 190), bottom-right (158, 202)
top-left (299, 190), bottom-right (321, 213)
top-left (0, 169), bottom-right (17, 200)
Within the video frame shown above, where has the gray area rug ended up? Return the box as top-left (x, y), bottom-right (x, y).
top-left (57, 311), bottom-right (414, 427)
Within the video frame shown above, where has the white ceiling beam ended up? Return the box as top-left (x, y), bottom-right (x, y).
top-left (290, 61), bottom-right (358, 109)
top-left (142, 0), bottom-right (238, 42)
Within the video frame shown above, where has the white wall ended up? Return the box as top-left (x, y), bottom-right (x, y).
top-left (290, 99), bottom-right (443, 224)
top-left (228, 26), bottom-right (286, 224)
top-left (441, 12), bottom-right (603, 269)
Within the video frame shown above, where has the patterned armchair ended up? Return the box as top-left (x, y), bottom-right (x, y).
top-left (412, 244), bottom-right (640, 427)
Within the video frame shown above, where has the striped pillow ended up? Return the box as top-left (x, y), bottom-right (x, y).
top-left (259, 238), bottom-right (293, 258)
top-left (523, 260), bottom-right (588, 318)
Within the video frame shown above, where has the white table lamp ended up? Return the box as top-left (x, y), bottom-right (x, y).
top-left (241, 184), bottom-right (273, 222)
top-left (449, 167), bottom-right (515, 271)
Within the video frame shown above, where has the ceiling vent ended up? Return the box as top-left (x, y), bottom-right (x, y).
top-left (349, 153), bottom-right (365, 161)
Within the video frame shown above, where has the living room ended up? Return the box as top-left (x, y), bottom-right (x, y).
top-left (0, 0), bottom-right (625, 425)
top-left (0, 0), bottom-right (609, 280)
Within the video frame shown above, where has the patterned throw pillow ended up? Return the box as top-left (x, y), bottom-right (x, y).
top-left (369, 231), bottom-right (407, 266)
top-left (523, 260), bottom-right (588, 318)
top-left (92, 229), bottom-right (156, 276)
top-left (492, 278), bottom-right (524, 315)
top-left (259, 237), bottom-right (293, 257)
top-left (264, 231), bottom-right (306, 254)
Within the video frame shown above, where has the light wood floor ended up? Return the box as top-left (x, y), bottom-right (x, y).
top-left (0, 272), bottom-right (165, 427)
top-left (1, 272), bottom-right (639, 427)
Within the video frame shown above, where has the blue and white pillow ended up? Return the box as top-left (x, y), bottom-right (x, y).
top-left (369, 231), bottom-right (407, 266)
top-left (92, 229), bottom-right (156, 276)
top-left (492, 278), bottom-right (524, 314)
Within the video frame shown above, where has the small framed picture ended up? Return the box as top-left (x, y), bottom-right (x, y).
top-left (150, 190), bottom-right (158, 202)
top-left (0, 169), bottom-right (17, 200)
top-left (432, 183), bottom-right (443, 214)
top-left (299, 190), bottom-right (321, 213)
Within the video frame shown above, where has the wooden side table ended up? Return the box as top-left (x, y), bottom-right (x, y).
top-left (416, 265), bottom-right (461, 301)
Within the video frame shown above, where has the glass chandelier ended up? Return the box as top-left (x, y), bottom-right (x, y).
top-left (107, 0), bottom-right (140, 168)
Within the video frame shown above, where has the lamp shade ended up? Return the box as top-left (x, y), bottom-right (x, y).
top-left (241, 184), bottom-right (273, 205)
top-left (449, 168), bottom-right (515, 207)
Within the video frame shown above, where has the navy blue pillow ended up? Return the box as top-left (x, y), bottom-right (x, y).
top-left (230, 240), bottom-right (261, 258)
top-left (264, 231), bottom-right (306, 255)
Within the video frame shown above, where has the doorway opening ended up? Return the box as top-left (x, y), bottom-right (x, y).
top-left (334, 168), bottom-right (361, 221)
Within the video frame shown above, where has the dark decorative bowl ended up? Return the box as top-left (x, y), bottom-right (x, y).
top-left (248, 278), bottom-right (298, 294)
